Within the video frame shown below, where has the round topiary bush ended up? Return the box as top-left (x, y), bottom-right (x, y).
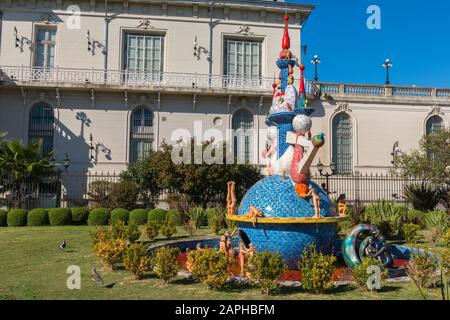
top-left (27, 208), bottom-right (49, 226)
top-left (111, 208), bottom-right (129, 225)
top-left (7, 209), bottom-right (28, 227)
top-left (0, 209), bottom-right (8, 227)
top-left (167, 209), bottom-right (182, 226)
top-left (48, 208), bottom-right (72, 226)
top-left (88, 208), bottom-right (111, 226)
top-left (148, 208), bottom-right (167, 224)
top-left (71, 207), bottom-right (90, 225)
top-left (129, 209), bottom-right (148, 225)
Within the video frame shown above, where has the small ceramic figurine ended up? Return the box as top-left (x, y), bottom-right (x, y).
top-left (226, 181), bottom-right (237, 216)
top-left (306, 184), bottom-right (321, 218)
top-left (239, 242), bottom-right (256, 277)
top-left (244, 206), bottom-right (264, 227)
top-left (337, 194), bottom-right (347, 217)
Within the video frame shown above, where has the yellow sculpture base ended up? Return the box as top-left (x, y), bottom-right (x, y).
top-left (226, 215), bottom-right (348, 224)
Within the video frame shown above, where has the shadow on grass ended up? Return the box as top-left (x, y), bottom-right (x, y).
top-left (275, 283), bottom-right (355, 296)
top-left (171, 277), bottom-right (197, 285)
top-left (378, 285), bottom-right (401, 293)
top-left (223, 281), bottom-right (255, 293)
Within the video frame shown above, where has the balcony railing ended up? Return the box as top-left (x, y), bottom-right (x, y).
top-left (1, 66), bottom-right (449, 100)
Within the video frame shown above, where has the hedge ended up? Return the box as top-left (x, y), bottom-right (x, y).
top-left (148, 208), bottom-right (167, 224)
top-left (129, 209), bottom-right (148, 225)
top-left (7, 209), bottom-right (28, 227)
top-left (111, 208), bottom-right (129, 225)
top-left (48, 208), bottom-right (72, 226)
top-left (88, 208), bottom-right (110, 226)
top-left (0, 209), bottom-right (7, 227)
top-left (71, 207), bottom-right (90, 225)
top-left (27, 208), bottom-right (49, 226)
top-left (167, 209), bottom-right (182, 226)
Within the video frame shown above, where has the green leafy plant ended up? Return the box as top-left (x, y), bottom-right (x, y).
top-left (152, 246), bottom-right (181, 285)
top-left (94, 237), bottom-right (128, 270)
top-left (407, 251), bottom-right (438, 289)
top-left (187, 248), bottom-right (230, 290)
top-left (148, 208), bottom-right (167, 224)
top-left (405, 209), bottom-right (425, 227)
top-left (183, 219), bottom-right (196, 236)
top-left (7, 209), bottom-right (28, 227)
top-left (352, 257), bottom-right (388, 291)
top-left (246, 251), bottom-right (286, 295)
top-left (129, 209), bottom-right (147, 226)
top-left (441, 229), bottom-right (450, 248)
top-left (188, 207), bottom-right (207, 229)
top-left (160, 216), bottom-right (177, 239)
top-left (424, 211), bottom-right (449, 235)
top-left (88, 208), bottom-right (110, 226)
top-left (207, 208), bottom-right (226, 235)
top-left (402, 223), bottom-right (421, 244)
top-left (71, 207), bottom-right (89, 225)
top-left (87, 181), bottom-right (112, 208)
top-left (27, 208), bottom-right (49, 226)
top-left (143, 222), bottom-right (160, 241)
top-left (404, 182), bottom-right (442, 212)
top-left (167, 209), bottom-right (181, 226)
top-left (298, 244), bottom-right (336, 294)
top-left (0, 209), bottom-right (7, 227)
top-left (362, 200), bottom-right (407, 238)
top-left (110, 208), bottom-right (129, 225)
top-left (109, 180), bottom-right (140, 210)
top-left (48, 208), bottom-right (72, 226)
top-left (123, 243), bottom-right (153, 280)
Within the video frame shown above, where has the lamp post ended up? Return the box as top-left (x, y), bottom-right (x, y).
top-left (382, 58), bottom-right (393, 85)
top-left (311, 55), bottom-right (320, 82)
top-left (317, 159), bottom-right (336, 194)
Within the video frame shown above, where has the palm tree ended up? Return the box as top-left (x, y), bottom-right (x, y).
top-left (0, 139), bottom-right (54, 208)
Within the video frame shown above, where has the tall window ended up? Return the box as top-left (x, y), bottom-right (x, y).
top-left (34, 28), bottom-right (56, 69)
top-left (130, 107), bottom-right (154, 163)
top-left (124, 33), bottom-right (164, 81)
top-left (332, 113), bottom-right (353, 174)
top-left (233, 109), bottom-right (254, 164)
top-left (28, 103), bottom-right (54, 158)
top-left (426, 115), bottom-right (444, 135)
top-left (224, 38), bottom-right (262, 86)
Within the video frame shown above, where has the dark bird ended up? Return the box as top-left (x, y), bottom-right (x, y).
top-left (91, 267), bottom-right (104, 285)
top-left (59, 240), bottom-right (66, 251)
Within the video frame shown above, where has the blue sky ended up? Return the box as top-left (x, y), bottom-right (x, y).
top-left (288, 0), bottom-right (450, 88)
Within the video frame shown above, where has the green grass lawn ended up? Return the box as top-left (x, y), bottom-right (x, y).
top-left (0, 226), bottom-right (443, 300)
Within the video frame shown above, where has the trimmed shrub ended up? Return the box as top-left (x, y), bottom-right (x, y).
top-left (160, 216), bottom-right (177, 239)
top-left (27, 208), bottom-right (49, 226)
top-left (352, 257), bottom-right (388, 291)
top-left (0, 209), bottom-right (9, 227)
top-left (111, 208), bottom-right (129, 225)
top-left (167, 209), bottom-right (181, 226)
top-left (298, 244), bottom-right (336, 294)
top-left (187, 248), bottom-right (229, 290)
top-left (109, 180), bottom-right (140, 210)
top-left (148, 208), bottom-right (167, 224)
top-left (152, 246), bottom-right (181, 285)
top-left (401, 223), bottom-right (421, 244)
top-left (94, 238), bottom-right (128, 269)
top-left (123, 243), bottom-right (153, 280)
top-left (143, 222), bottom-right (160, 241)
top-left (48, 208), bottom-right (72, 226)
top-left (71, 207), bottom-right (89, 225)
top-left (246, 251), bottom-right (286, 295)
top-left (88, 208), bottom-right (111, 226)
top-left (129, 209), bottom-right (148, 226)
top-left (7, 209), bottom-right (28, 227)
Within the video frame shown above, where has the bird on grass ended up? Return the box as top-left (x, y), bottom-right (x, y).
top-left (59, 240), bottom-right (66, 251)
top-left (91, 267), bottom-right (104, 285)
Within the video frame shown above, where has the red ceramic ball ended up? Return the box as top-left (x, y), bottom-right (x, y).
top-left (300, 65), bottom-right (305, 71)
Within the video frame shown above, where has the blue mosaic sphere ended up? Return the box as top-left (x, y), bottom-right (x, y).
top-left (237, 175), bottom-right (338, 268)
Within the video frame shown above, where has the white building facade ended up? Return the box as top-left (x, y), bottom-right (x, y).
top-left (0, 0), bottom-right (449, 181)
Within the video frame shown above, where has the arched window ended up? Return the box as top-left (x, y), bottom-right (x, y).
top-left (232, 109), bottom-right (254, 164)
top-left (28, 102), bottom-right (54, 158)
top-left (332, 112), bottom-right (353, 174)
top-left (130, 107), bottom-right (154, 163)
top-left (425, 115), bottom-right (444, 135)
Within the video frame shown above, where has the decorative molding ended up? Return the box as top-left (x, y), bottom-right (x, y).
top-left (227, 95), bottom-right (232, 113)
top-left (236, 25), bottom-right (253, 36)
top-left (157, 92), bottom-right (161, 111)
top-left (162, 3), bottom-right (168, 16)
top-left (124, 91), bottom-right (128, 109)
top-left (193, 5), bottom-right (199, 18)
top-left (55, 88), bottom-right (61, 108)
top-left (90, 0), bottom-right (96, 12)
top-left (335, 101), bottom-right (352, 113)
top-left (192, 93), bottom-right (197, 112)
top-left (224, 7), bottom-right (230, 20)
top-left (428, 105), bottom-right (444, 116)
top-left (123, 0), bottom-right (129, 13)
top-left (136, 18), bottom-right (153, 29)
top-left (260, 10), bottom-right (267, 22)
top-left (90, 89), bottom-right (95, 108)
top-left (259, 96), bottom-right (264, 113)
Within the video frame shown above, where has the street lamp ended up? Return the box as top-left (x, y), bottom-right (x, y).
top-left (317, 159), bottom-right (336, 194)
top-left (311, 55), bottom-right (320, 82)
top-left (49, 153), bottom-right (71, 172)
top-left (382, 58), bottom-right (393, 85)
